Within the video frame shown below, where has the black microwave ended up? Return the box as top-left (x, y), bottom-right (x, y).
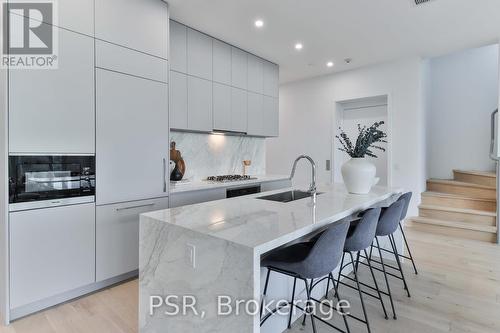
top-left (9, 155), bottom-right (95, 210)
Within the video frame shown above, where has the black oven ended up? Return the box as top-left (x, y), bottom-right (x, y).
top-left (9, 155), bottom-right (95, 211)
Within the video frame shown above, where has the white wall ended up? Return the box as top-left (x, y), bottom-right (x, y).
top-left (266, 58), bottom-right (426, 216)
top-left (426, 44), bottom-right (499, 179)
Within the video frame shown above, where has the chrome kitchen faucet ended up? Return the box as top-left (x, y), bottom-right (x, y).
top-left (289, 155), bottom-right (317, 194)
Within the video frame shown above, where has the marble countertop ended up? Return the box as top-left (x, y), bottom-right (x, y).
top-left (169, 174), bottom-right (290, 194)
top-left (142, 183), bottom-right (401, 254)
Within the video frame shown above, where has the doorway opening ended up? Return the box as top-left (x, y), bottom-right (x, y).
top-left (333, 95), bottom-right (390, 186)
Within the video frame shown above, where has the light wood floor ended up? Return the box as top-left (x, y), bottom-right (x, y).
top-left (1, 228), bottom-right (500, 333)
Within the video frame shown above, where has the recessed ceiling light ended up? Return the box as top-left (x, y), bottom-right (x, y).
top-left (254, 19), bottom-right (264, 28)
top-left (327, 62), bottom-right (334, 67)
top-left (295, 43), bottom-right (303, 50)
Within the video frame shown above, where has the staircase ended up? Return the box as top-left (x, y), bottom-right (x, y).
top-left (407, 170), bottom-right (498, 243)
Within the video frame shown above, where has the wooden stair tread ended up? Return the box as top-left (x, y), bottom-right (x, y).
top-left (453, 169), bottom-right (496, 178)
top-left (422, 191), bottom-right (496, 202)
top-left (418, 204), bottom-right (497, 217)
top-left (427, 179), bottom-right (496, 190)
top-left (410, 216), bottom-right (497, 233)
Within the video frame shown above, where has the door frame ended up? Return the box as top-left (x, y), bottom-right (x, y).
top-left (331, 92), bottom-right (393, 187)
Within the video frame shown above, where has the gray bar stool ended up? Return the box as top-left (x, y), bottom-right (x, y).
top-left (360, 199), bottom-right (407, 320)
top-left (368, 193), bottom-right (418, 275)
top-left (333, 208), bottom-right (386, 333)
top-left (260, 221), bottom-right (350, 333)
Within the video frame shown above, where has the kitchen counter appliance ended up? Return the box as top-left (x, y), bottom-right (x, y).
top-left (9, 155), bottom-right (95, 211)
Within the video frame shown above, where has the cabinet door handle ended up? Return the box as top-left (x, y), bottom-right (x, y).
top-left (163, 158), bottom-right (167, 192)
top-left (116, 203), bottom-right (155, 212)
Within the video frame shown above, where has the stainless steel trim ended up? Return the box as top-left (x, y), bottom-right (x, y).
top-left (163, 158), bottom-right (167, 192)
top-left (8, 153), bottom-right (95, 156)
top-left (212, 129), bottom-right (248, 135)
top-left (9, 196), bottom-right (95, 212)
top-left (115, 203), bottom-right (155, 211)
top-left (490, 109), bottom-right (499, 161)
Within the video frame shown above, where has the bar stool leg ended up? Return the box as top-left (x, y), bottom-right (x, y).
top-left (325, 272), bottom-right (330, 299)
top-left (399, 222), bottom-right (418, 275)
top-left (301, 279), bottom-right (317, 333)
top-left (301, 278), bottom-right (309, 326)
top-left (287, 277), bottom-right (297, 329)
top-left (375, 236), bottom-right (397, 319)
top-left (306, 279), bottom-right (318, 333)
top-left (260, 269), bottom-right (271, 318)
top-left (364, 249), bottom-right (389, 320)
top-left (349, 252), bottom-right (371, 333)
top-left (330, 274), bottom-right (351, 333)
top-left (334, 252), bottom-right (346, 299)
top-left (389, 234), bottom-right (411, 297)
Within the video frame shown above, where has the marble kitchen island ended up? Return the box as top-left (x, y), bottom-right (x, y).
top-left (139, 184), bottom-right (401, 333)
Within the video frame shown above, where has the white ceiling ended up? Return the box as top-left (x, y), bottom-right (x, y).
top-left (167, 0), bottom-right (500, 83)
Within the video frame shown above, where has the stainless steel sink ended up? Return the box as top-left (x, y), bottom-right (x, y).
top-left (257, 190), bottom-right (322, 203)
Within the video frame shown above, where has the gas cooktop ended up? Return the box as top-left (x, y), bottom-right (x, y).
top-left (205, 175), bottom-right (257, 183)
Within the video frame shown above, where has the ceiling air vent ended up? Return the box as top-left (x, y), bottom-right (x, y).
top-left (414, 0), bottom-right (434, 5)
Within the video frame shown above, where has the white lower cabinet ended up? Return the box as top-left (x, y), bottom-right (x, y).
top-left (9, 204), bottom-right (95, 309)
top-left (96, 198), bottom-right (169, 281)
top-left (170, 188), bottom-right (226, 208)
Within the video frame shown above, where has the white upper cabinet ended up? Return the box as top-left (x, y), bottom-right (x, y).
top-left (96, 40), bottom-right (167, 83)
top-left (231, 47), bottom-right (248, 90)
top-left (247, 92), bottom-right (264, 136)
top-left (187, 28), bottom-right (213, 80)
top-left (213, 39), bottom-right (231, 85)
top-left (263, 96), bottom-right (279, 137)
top-left (16, 0), bottom-right (94, 36)
top-left (247, 54), bottom-right (264, 94)
top-left (213, 83), bottom-right (231, 131)
top-left (96, 69), bottom-right (169, 205)
top-left (168, 20), bottom-right (279, 137)
top-left (58, 0), bottom-right (94, 36)
top-left (231, 88), bottom-right (248, 133)
top-left (9, 26), bottom-right (94, 154)
top-left (96, 0), bottom-right (168, 59)
top-left (187, 76), bottom-right (213, 132)
top-left (170, 21), bottom-right (187, 73)
top-left (170, 71), bottom-right (188, 130)
top-left (263, 61), bottom-right (279, 98)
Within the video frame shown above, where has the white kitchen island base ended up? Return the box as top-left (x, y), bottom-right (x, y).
top-left (139, 184), bottom-right (400, 333)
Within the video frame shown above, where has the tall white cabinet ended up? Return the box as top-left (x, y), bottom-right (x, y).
top-left (8, 25), bottom-right (95, 154)
top-left (169, 20), bottom-right (279, 137)
top-left (96, 69), bottom-right (169, 205)
top-left (3, 0), bottom-right (170, 323)
top-left (95, 0), bottom-right (168, 59)
top-left (93, 0), bottom-right (169, 288)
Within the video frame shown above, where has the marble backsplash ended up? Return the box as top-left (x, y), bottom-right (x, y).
top-left (170, 131), bottom-right (266, 181)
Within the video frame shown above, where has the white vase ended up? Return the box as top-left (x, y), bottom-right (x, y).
top-left (341, 158), bottom-right (378, 194)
